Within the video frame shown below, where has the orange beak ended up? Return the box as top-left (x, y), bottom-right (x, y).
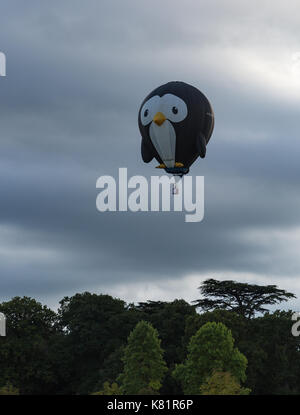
top-left (153, 112), bottom-right (166, 126)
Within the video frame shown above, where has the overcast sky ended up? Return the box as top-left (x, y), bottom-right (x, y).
top-left (0, 0), bottom-right (300, 311)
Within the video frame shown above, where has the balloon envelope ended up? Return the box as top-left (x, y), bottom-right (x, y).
top-left (138, 81), bottom-right (214, 175)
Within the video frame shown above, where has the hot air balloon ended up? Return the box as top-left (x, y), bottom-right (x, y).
top-left (138, 81), bottom-right (214, 176)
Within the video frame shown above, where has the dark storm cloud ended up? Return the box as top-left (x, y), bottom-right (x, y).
top-left (0, 0), bottom-right (300, 307)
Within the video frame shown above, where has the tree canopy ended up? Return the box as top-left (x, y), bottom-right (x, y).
top-left (193, 279), bottom-right (295, 318)
top-left (200, 371), bottom-right (251, 395)
top-left (0, 296), bottom-right (59, 394)
top-left (173, 322), bottom-right (248, 394)
top-left (0, 280), bottom-right (299, 395)
top-left (117, 320), bottom-right (167, 394)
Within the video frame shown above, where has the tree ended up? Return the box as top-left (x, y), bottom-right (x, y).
top-left (91, 382), bottom-right (122, 395)
top-left (135, 300), bottom-right (196, 365)
top-left (134, 299), bottom-right (197, 394)
top-left (183, 309), bottom-right (265, 394)
top-left (184, 309), bottom-right (248, 350)
top-left (57, 292), bottom-right (141, 394)
top-left (117, 320), bottom-right (167, 394)
top-left (95, 346), bottom-right (125, 391)
top-left (0, 383), bottom-right (19, 395)
top-left (0, 296), bottom-right (59, 394)
top-left (249, 311), bottom-right (300, 394)
top-left (173, 322), bottom-right (247, 394)
top-left (200, 371), bottom-right (251, 395)
top-left (194, 279), bottom-right (295, 319)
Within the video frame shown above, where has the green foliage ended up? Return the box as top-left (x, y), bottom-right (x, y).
top-left (133, 299), bottom-right (197, 394)
top-left (91, 381), bottom-right (122, 395)
top-left (194, 279), bottom-right (295, 318)
top-left (118, 320), bottom-right (167, 395)
top-left (57, 292), bottom-right (141, 394)
top-left (173, 322), bottom-right (248, 394)
top-left (135, 300), bottom-right (196, 365)
top-left (248, 310), bottom-right (300, 394)
top-left (0, 296), bottom-right (59, 394)
top-left (95, 346), bottom-right (125, 390)
top-left (200, 371), bottom-right (251, 395)
top-left (0, 382), bottom-right (19, 395)
top-left (187, 309), bottom-right (300, 394)
top-left (184, 309), bottom-right (261, 391)
top-left (184, 309), bottom-right (248, 350)
top-left (0, 281), bottom-right (299, 395)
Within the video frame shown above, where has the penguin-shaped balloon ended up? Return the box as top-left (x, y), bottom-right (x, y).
top-left (138, 81), bottom-right (214, 175)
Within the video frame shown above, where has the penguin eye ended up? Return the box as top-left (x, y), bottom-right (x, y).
top-left (161, 94), bottom-right (188, 123)
top-left (140, 95), bottom-right (160, 126)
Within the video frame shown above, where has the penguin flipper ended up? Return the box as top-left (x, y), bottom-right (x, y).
top-left (141, 138), bottom-right (154, 163)
top-left (196, 132), bottom-right (206, 159)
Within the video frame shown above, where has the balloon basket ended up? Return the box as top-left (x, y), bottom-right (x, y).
top-left (171, 183), bottom-right (179, 195)
top-left (171, 176), bottom-right (182, 195)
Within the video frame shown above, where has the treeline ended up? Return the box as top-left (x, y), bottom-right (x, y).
top-left (0, 279), bottom-right (299, 395)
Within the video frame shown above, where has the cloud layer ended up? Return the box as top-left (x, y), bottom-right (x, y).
top-left (0, 0), bottom-right (300, 310)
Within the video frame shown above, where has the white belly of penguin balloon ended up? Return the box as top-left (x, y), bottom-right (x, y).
top-left (149, 120), bottom-right (176, 168)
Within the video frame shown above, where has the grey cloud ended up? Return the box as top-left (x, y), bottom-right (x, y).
top-left (0, 0), bottom-right (299, 308)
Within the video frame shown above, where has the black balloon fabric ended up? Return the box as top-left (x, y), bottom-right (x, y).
top-left (138, 81), bottom-right (214, 175)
